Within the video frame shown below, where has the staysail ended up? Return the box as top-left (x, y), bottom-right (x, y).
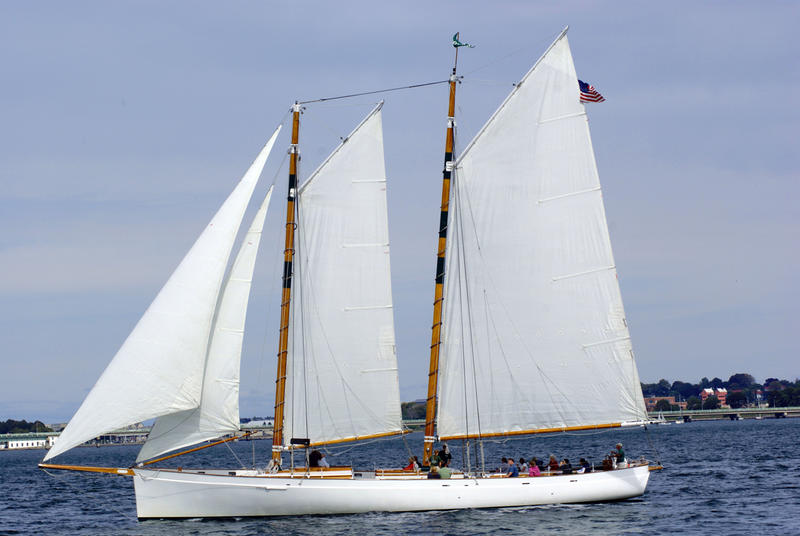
top-left (282, 103), bottom-right (403, 446)
top-left (137, 186), bottom-right (274, 462)
top-left (44, 126), bottom-right (281, 460)
top-left (436, 31), bottom-right (647, 440)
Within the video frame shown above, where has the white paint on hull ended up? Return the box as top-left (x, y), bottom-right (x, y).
top-left (133, 465), bottom-right (650, 518)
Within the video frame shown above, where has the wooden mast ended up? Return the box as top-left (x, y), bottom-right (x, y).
top-left (272, 102), bottom-right (301, 464)
top-left (423, 38), bottom-right (461, 466)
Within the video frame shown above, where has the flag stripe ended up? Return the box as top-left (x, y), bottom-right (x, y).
top-left (578, 79), bottom-right (605, 103)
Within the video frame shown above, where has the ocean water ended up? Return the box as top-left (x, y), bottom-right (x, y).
top-left (1, 419), bottom-right (798, 535)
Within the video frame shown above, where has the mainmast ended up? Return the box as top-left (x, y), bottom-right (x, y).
top-left (272, 102), bottom-right (301, 463)
top-left (423, 37), bottom-right (461, 466)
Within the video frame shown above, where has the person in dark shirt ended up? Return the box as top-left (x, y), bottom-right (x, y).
top-left (578, 458), bottom-right (591, 473)
top-left (559, 458), bottom-right (573, 474)
top-left (438, 443), bottom-right (452, 466)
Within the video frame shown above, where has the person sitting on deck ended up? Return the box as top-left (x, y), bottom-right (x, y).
top-left (318, 452), bottom-right (330, 468)
top-left (559, 458), bottom-right (573, 474)
top-left (499, 457), bottom-right (509, 473)
top-left (578, 458), bottom-right (591, 473)
top-left (518, 458), bottom-right (528, 473)
top-left (438, 460), bottom-right (452, 479)
top-left (548, 455), bottom-right (560, 472)
top-left (528, 458), bottom-right (541, 477)
top-left (612, 443), bottom-right (626, 467)
top-left (403, 456), bottom-right (420, 471)
top-left (427, 465), bottom-right (441, 479)
top-left (506, 458), bottom-right (519, 477)
top-left (438, 443), bottom-right (452, 466)
top-left (601, 456), bottom-right (614, 471)
top-left (308, 449), bottom-right (322, 467)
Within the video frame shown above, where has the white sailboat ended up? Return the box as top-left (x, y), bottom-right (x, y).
top-left (41, 29), bottom-right (656, 518)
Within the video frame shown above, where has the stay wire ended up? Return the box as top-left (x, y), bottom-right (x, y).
top-left (643, 425), bottom-right (662, 466)
top-left (298, 79), bottom-right (452, 105)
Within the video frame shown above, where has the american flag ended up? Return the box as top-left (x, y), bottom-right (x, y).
top-left (579, 80), bottom-right (605, 103)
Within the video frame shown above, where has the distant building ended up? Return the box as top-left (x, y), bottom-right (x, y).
top-left (0, 434), bottom-right (57, 450)
top-left (700, 388), bottom-right (728, 406)
top-left (643, 396), bottom-right (687, 412)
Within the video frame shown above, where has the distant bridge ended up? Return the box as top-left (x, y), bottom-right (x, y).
top-left (648, 406), bottom-right (800, 421)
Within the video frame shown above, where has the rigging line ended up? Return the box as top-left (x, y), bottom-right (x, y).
top-left (296, 195), bottom-right (345, 442)
top-left (225, 439), bottom-right (247, 469)
top-left (319, 433), bottom-right (399, 456)
top-left (298, 79), bottom-right (452, 105)
top-left (453, 177), bottom-right (471, 444)
top-left (296, 203), bottom-right (390, 438)
top-left (401, 432), bottom-right (414, 459)
top-left (460, 30), bottom-right (562, 79)
top-left (643, 425), bottom-right (662, 465)
top-left (453, 128), bottom-right (484, 445)
top-left (295, 196), bottom-right (310, 442)
top-left (255, 155), bottom-right (289, 419)
top-left (455, 156), bottom-right (535, 416)
top-left (456, 166), bottom-right (575, 425)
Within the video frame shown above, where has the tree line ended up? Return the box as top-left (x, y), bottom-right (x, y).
top-left (0, 419), bottom-right (52, 434)
top-left (641, 373), bottom-right (800, 410)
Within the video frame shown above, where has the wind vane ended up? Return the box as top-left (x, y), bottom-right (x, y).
top-left (452, 32), bottom-right (475, 48)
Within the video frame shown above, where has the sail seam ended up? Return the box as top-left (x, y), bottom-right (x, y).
top-left (538, 111), bottom-right (586, 125)
top-left (551, 265), bottom-right (615, 281)
top-left (343, 304), bottom-right (392, 311)
top-left (342, 242), bottom-right (390, 248)
top-left (582, 335), bottom-right (631, 349)
top-left (538, 186), bottom-right (600, 204)
top-left (351, 179), bottom-right (386, 183)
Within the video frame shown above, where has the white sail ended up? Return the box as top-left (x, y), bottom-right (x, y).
top-left (283, 104), bottom-right (402, 446)
top-left (45, 127), bottom-right (281, 461)
top-left (137, 186), bottom-right (274, 462)
top-left (436, 31), bottom-right (647, 440)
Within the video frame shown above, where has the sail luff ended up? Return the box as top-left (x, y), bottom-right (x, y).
top-left (137, 185), bottom-right (275, 462)
top-left (44, 126), bottom-right (281, 461)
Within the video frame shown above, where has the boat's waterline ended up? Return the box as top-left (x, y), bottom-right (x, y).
top-left (133, 465), bottom-right (651, 518)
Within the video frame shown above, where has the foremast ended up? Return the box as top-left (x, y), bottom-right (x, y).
top-left (272, 102), bottom-right (301, 464)
top-left (423, 38), bottom-right (462, 466)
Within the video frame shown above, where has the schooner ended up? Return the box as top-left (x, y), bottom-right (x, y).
top-left (41, 29), bottom-right (655, 518)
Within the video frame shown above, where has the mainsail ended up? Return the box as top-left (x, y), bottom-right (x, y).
top-left (436, 31), bottom-right (647, 440)
top-left (137, 186), bottom-right (275, 462)
top-left (282, 103), bottom-right (403, 446)
top-left (45, 126), bottom-right (281, 461)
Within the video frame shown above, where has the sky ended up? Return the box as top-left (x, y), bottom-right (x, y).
top-left (1, 1), bottom-right (797, 423)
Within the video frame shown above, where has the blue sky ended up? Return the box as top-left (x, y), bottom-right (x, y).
top-left (1, 1), bottom-right (797, 423)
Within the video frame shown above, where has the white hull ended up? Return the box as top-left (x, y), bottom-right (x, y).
top-left (133, 465), bottom-right (650, 518)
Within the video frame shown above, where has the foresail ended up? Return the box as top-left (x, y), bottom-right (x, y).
top-left (436, 31), bottom-right (647, 441)
top-left (44, 126), bottom-right (281, 461)
top-left (137, 186), bottom-right (274, 462)
top-left (283, 104), bottom-right (403, 446)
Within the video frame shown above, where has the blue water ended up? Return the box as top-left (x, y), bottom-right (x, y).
top-left (1, 419), bottom-right (798, 535)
